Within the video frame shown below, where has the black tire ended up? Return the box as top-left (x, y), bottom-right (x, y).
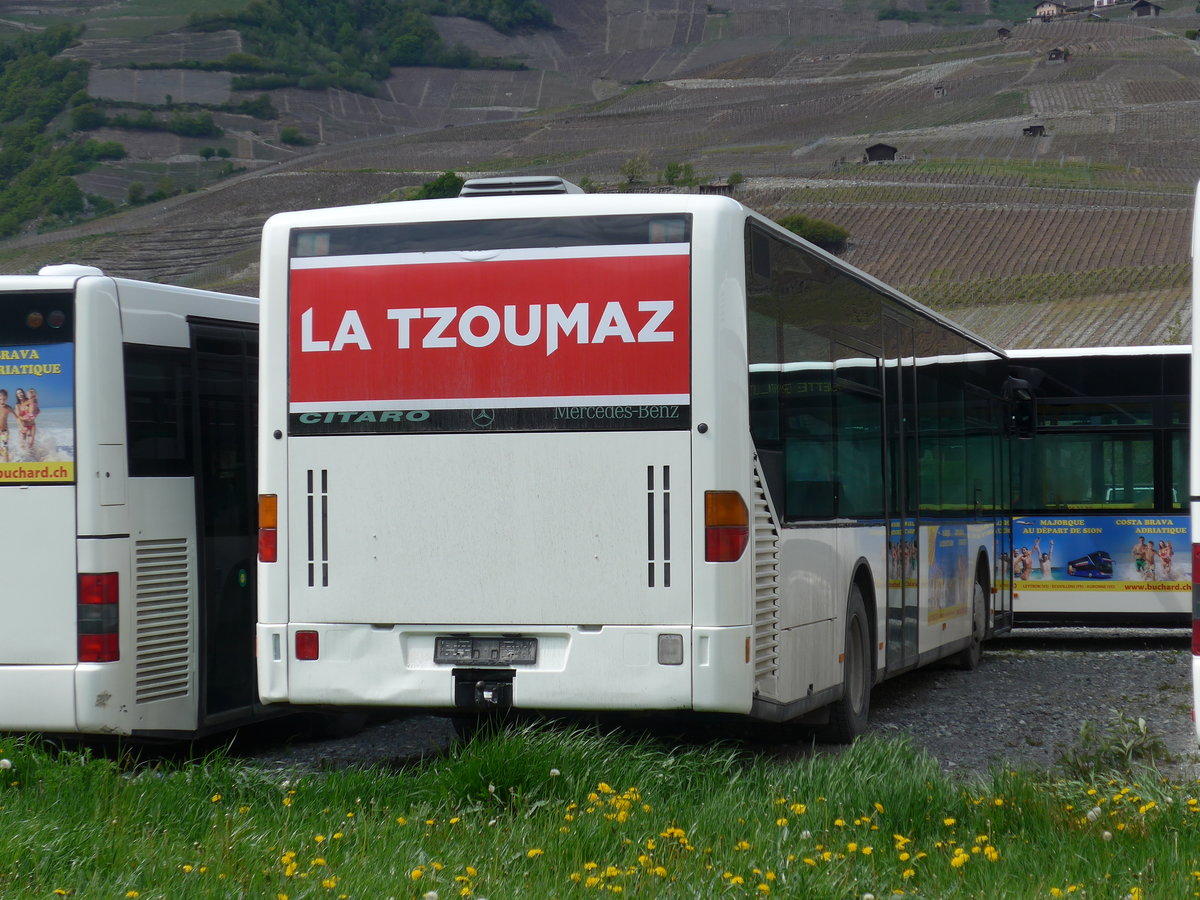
top-left (816, 584), bottom-right (872, 744)
top-left (953, 576), bottom-right (986, 671)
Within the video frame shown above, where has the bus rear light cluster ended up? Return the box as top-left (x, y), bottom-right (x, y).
top-left (705, 491), bottom-right (749, 562)
top-left (78, 572), bottom-right (119, 662)
top-left (259, 493), bottom-right (278, 562)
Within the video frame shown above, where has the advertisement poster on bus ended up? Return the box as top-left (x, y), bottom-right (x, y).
top-left (287, 247), bottom-right (691, 434)
top-left (1012, 515), bottom-right (1189, 591)
top-left (927, 523), bottom-right (969, 624)
top-left (0, 342), bottom-right (74, 483)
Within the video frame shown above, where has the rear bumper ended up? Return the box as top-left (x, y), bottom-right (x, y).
top-left (257, 623), bottom-right (753, 714)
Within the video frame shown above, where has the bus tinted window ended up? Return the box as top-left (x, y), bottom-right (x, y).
top-left (124, 344), bottom-right (192, 477)
top-left (1014, 432), bottom-right (1155, 510)
top-left (0, 292), bottom-right (73, 346)
top-left (290, 214), bottom-right (692, 258)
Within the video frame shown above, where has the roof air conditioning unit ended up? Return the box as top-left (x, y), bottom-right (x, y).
top-left (459, 176), bottom-right (584, 197)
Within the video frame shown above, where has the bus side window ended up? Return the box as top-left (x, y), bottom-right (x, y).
top-left (124, 344), bottom-right (193, 477)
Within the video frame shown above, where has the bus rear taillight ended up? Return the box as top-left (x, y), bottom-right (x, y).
top-left (78, 572), bottom-right (119, 663)
top-left (705, 491), bottom-right (749, 562)
top-left (259, 493), bottom-right (278, 562)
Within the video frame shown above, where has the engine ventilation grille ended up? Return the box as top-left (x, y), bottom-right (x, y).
top-left (134, 538), bottom-right (192, 703)
top-left (751, 459), bottom-right (780, 690)
top-left (459, 176), bottom-right (584, 197)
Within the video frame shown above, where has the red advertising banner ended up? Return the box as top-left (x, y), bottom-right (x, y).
top-left (288, 250), bottom-right (690, 409)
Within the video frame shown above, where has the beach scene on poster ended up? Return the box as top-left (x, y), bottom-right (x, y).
top-left (0, 342), bottom-right (74, 483)
top-left (1013, 515), bottom-right (1189, 590)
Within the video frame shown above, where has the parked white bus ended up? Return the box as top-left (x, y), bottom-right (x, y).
top-left (1191, 180), bottom-right (1200, 744)
top-left (0, 266), bottom-right (264, 738)
top-left (1009, 345), bottom-right (1189, 627)
top-left (255, 177), bottom-right (1029, 741)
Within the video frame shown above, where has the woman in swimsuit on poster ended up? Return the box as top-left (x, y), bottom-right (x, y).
top-left (16, 387), bottom-right (38, 456)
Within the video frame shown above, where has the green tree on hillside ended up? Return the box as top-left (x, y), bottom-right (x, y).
top-left (0, 25), bottom-right (129, 237)
top-left (190, 0), bottom-right (552, 95)
top-left (776, 214), bottom-right (850, 255)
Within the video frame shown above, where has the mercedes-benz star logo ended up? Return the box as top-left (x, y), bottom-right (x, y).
top-left (471, 408), bottom-right (496, 428)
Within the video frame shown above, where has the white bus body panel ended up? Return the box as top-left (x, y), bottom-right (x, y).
top-left (286, 431), bottom-right (692, 627)
top-left (0, 487), bottom-right (77, 664)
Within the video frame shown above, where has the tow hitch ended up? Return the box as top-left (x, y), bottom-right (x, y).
top-left (453, 668), bottom-right (515, 709)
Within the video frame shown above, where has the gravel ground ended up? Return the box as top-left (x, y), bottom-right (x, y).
top-left (236, 628), bottom-right (1200, 783)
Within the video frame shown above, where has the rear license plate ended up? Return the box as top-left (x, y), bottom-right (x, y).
top-left (435, 636), bottom-right (537, 666)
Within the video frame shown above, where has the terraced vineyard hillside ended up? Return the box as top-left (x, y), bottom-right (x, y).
top-left (2, 0), bottom-right (1199, 348)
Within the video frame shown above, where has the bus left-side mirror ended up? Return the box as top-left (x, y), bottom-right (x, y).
top-left (1004, 376), bottom-right (1036, 440)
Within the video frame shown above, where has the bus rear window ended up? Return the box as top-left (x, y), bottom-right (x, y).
top-left (0, 292), bottom-right (73, 346)
top-left (291, 214), bottom-right (692, 258)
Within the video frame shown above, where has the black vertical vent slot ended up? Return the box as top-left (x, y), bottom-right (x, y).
top-left (307, 468), bottom-right (329, 587)
top-left (646, 465), bottom-right (671, 588)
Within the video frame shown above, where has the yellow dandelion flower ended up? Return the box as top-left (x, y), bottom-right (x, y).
top-left (332, 832), bottom-right (343, 839)
top-left (321, 877), bottom-right (338, 889)
top-left (847, 842), bottom-right (858, 853)
top-left (125, 892), bottom-right (140, 898)
top-left (527, 848), bottom-right (544, 858)
top-left (182, 864), bottom-right (194, 873)
top-left (312, 858), bottom-right (327, 866)
top-left (410, 866), bottom-right (425, 880)
top-left (730, 875), bottom-right (745, 885)
top-left (943, 817), bottom-right (956, 826)
top-left (585, 876), bottom-right (601, 888)
top-left (1050, 891), bottom-right (1064, 899)
top-left (834, 818), bottom-right (845, 827)
top-left (899, 852), bottom-right (911, 862)
top-left (210, 794), bottom-right (222, 803)
top-left (315, 835), bottom-right (326, 843)
top-left (396, 816), bottom-right (407, 825)
top-left (598, 782), bottom-right (614, 793)
top-left (803, 858), bottom-right (816, 867)
top-left (862, 846), bottom-right (873, 856)
top-left (584, 862), bottom-right (598, 870)
top-left (776, 817), bottom-right (788, 827)
top-left (789, 803), bottom-right (807, 814)
top-left (994, 798), bottom-right (1004, 806)
top-left (652, 866), bottom-right (668, 877)
top-left (874, 802), bottom-right (885, 813)
top-left (902, 868), bottom-right (915, 879)
top-left (735, 840), bottom-right (751, 851)
top-left (450, 816), bottom-right (460, 824)
top-left (757, 885), bottom-right (770, 894)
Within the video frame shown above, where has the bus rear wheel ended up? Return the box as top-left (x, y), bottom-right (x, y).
top-left (953, 576), bottom-right (986, 671)
top-left (816, 584), bottom-right (872, 744)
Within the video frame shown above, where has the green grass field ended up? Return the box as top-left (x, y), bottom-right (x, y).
top-left (1, 724), bottom-right (1198, 899)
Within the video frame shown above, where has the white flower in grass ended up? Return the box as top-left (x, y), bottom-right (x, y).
top-left (0, 759), bottom-right (11, 770)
